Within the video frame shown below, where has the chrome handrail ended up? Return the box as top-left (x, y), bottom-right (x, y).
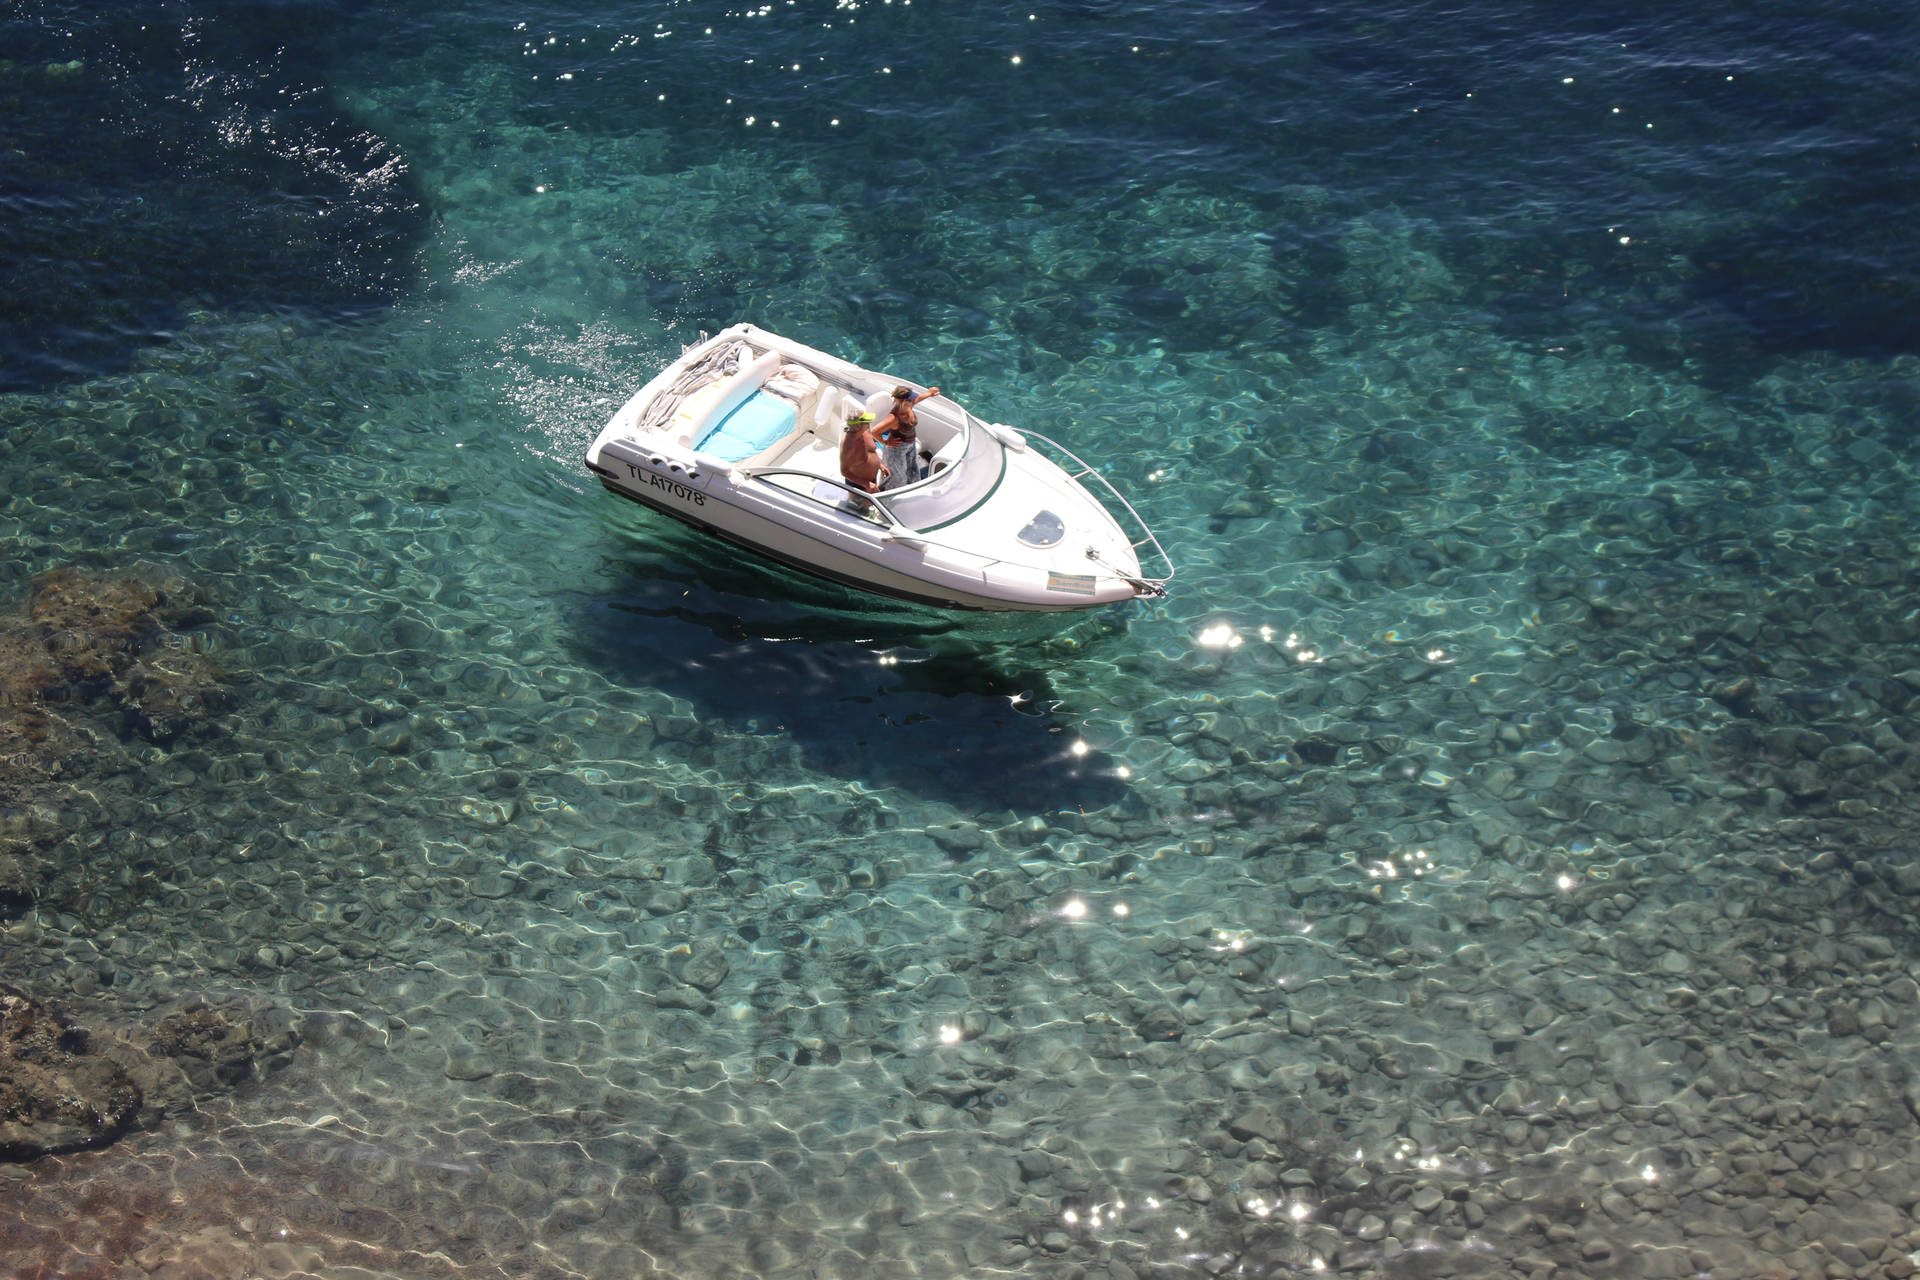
top-left (734, 416), bottom-right (1176, 602)
top-left (1008, 426), bottom-right (1177, 588)
top-left (738, 466), bottom-right (904, 526)
top-left (736, 464), bottom-right (1143, 590)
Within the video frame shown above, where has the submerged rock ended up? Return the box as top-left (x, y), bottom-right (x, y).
top-left (1, 989), bottom-right (302, 1162)
top-left (0, 566), bottom-right (228, 914)
top-left (26, 566), bottom-right (225, 739)
top-left (2, 567), bottom-right (223, 774)
top-left (0, 984), bottom-right (142, 1161)
top-left (150, 1004), bottom-right (281, 1091)
top-left (0, 847), bottom-right (40, 909)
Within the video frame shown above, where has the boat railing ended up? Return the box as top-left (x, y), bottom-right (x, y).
top-left (995, 422), bottom-right (1177, 591)
top-left (742, 467), bottom-right (907, 526)
top-left (741, 465), bottom-right (1164, 596)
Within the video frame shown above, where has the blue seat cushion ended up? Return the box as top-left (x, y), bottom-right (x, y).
top-left (695, 388), bottom-right (797, 462)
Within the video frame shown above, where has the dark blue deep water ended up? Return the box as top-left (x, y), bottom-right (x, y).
top-left (4, 3), bottom-right (1920, 1277)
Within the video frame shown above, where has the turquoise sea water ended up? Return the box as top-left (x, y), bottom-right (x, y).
top-left (4, 2), bottom-right (1920, 1277)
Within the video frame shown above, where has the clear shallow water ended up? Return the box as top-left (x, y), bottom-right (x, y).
top-left (4, 2), bottom-right (1920, 1278)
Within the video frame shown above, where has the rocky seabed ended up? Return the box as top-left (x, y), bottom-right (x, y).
top-left (2, 64), bottom-right (1920, 1280)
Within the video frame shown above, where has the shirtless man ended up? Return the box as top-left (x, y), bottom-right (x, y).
top-left (839, 408), bottom-right (888, 503)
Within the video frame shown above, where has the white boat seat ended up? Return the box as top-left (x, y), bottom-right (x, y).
top-left (771, 422), bottom-right (836, 467)
top-left (763, 363), bottom-right (818, 403)
top-left (929, 433), bottom-right (965, 472)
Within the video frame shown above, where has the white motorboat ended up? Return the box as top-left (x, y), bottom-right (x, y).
top-left (584, 323), bottom-right (1174, 612)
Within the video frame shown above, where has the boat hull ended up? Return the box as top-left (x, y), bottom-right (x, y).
top-left (588, 455), bottom-right (1133, 612)
top-left (584, 323), bottom-right (1171, 613)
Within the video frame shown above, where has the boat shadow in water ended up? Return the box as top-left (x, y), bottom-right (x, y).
top-left (567, 543), bottom-right (1131, 817)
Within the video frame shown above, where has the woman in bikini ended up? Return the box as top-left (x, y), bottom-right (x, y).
top-left (875, 384), bottom-right (941, 491)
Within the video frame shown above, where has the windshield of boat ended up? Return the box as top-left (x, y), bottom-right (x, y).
top-left (877, 406), bottom-right (1005, 532)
